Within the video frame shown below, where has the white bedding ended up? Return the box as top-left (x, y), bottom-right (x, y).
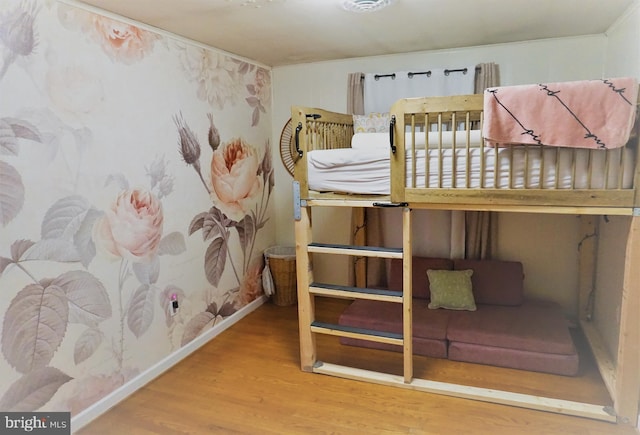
top-left (307, 146), bottom-right (634, 195)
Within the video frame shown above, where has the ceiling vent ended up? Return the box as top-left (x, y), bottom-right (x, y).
top-left (342, 0), bottom-right (396, 13)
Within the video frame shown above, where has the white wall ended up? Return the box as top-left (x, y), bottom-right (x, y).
top-left (272, 36), bottom-right (607, 314)
top-left (605, 1), bottom-right (640, 78)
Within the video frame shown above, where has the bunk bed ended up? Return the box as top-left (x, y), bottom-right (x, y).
top-left (291, 79), bottom-right (640, 425)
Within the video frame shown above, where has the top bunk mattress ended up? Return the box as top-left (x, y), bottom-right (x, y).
top-left (307, 146), bottom-right (635, 195)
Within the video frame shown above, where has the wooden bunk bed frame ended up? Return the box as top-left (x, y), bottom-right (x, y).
top-left (291, 93), bottom-right (640, 426)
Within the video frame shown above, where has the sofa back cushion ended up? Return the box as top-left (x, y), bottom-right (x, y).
top-left (453, 259), bottom-right (524, 306)
top-left (388, 257), bottom-right (453, 299)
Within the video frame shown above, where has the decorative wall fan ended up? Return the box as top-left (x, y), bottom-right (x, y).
top-left (279, 118), bottom-right (296, 177)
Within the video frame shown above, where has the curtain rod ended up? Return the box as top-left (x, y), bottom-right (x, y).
top-left (408, 71), bottom-right (431, 78)
top-left (444, 68), bottom-right (468, 76)
top-left (369, 66), bottom-right (482, 80)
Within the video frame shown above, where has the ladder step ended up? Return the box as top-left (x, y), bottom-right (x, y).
top-left (308, 243), bottom-right (403, 259)
top-left (310, 283), bottom-right (403, 303)
top-left (310, 321), bottom-right (403, 346)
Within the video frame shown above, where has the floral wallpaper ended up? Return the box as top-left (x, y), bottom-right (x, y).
top-left (0, 0), bottom-right (273, 415)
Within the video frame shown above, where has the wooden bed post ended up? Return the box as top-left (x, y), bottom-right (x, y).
top-left (615, 214), bottom-right (640, 425)
top-left (402, 206), bottom-right (413, 383)
top-left (295, 204), bottom-right (316, 372)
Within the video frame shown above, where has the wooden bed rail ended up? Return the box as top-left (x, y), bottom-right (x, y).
top-left (291, 106), bottom-right (354, 197)
top-left (389, 94), bottom-right (640, 210)
top-left (291, 93), bottom-right (639, 212)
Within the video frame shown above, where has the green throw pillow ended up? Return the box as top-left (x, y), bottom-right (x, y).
top-left (427, 269), bottom-right (476, 311)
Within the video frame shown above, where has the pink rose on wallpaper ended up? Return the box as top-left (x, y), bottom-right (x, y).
top-left (57, 6), bottom-right (159, 65)
top-left (210, 138), bottom-right (262, 220)
top-left (92, 16), bottom-right (160, 64)
top-left (93, 189), bottom-right (164, 263)
top-left (237, 256), bottom-right (264, 306)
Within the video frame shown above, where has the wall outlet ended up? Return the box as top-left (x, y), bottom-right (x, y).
top-left (170, 294), bottom-right (179, 316)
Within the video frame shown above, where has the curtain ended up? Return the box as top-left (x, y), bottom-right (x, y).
top-left (347, 73), bottom-right (365, 286)
top-left (364, 66), bottom-right (476, 261)
top-left (347, 72), bottom-right (365, 115)
top-left (363, 67), bottom-right (476, 114)
top-left (464, 62), bottom-right (501, 259)
top-left (349, 64), bottom-right (500, 286)
top-left (475, 62), bottom-right (500, 94)
top-left (465, 210), bottom-right (495, 259)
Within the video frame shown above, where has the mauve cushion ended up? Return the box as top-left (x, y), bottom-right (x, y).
top-left (453, 259), bottom-right (524, 306)
top-left (446, 300), bottom-right (576, 355)
top-left (388, 257), bottom-right (454, 299)
top-left (339, 299), bottom-right (450, 340)
top-left (340, 336), bottom-right (448, 359)
top-left (448, 342), bottom-right (579, 376)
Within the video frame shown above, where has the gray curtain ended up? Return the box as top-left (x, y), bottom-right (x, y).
top-left (465, 62), bottom-right (501, 259)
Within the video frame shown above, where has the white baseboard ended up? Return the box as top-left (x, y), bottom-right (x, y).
top-left (71, 295), bottom-right (267, 433)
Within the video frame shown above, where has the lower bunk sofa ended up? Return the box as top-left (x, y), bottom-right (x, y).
top-left (338, 257), bottom-right (579, 376)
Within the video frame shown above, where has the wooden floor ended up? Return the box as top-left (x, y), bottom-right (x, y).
top-left (78, 298), bottom-right (637, 435)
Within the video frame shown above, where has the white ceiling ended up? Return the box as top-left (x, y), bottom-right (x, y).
top-left (75, 0), bottom-right (637, 67)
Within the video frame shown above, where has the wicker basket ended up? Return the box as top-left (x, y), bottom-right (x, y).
top-left (265, 246), bottom-right (297, 306)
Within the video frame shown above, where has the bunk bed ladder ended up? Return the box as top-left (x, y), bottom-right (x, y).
top-left (294, 194), bottom-right (413, 383)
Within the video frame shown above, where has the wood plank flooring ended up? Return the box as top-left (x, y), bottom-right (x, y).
top-left (78, 298), bottom-right (637, 434)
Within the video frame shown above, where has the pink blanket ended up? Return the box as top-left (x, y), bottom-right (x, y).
top-left (483, 78), bottom-right (638, 149)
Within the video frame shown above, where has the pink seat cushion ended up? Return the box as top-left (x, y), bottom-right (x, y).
top-left (453, 259), bottom-right (524, 306)
top-left (446, 300), bottom-right (576, 355)
top-left (339, 257), bottom-right (579, 376)
top-left (340, 336), bottom-right (448, 359)
top-left (448, 342), bottom-right (579, 376)
top-left (388, 257), bottom-right (453, 299)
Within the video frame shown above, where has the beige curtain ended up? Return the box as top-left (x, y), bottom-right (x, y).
top-left (474, 62), bottom-right (500, 94)
top-left (347, 72), bottom-right (365, 115)
top-left (348, 73), bottom-right (367, 286)
top-left (465, 62), bottom-right (501, 259)
top-left (348, 72), bottom-right (385, 287)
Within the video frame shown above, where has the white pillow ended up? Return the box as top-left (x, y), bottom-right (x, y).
top-left (350, 130), bottom-right (483, 150)
top-left (351, 132), bottom-right (390, 150)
